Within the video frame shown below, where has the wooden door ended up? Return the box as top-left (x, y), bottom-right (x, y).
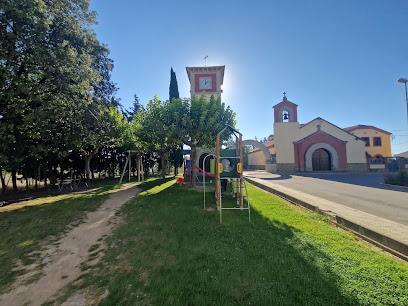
top-left (312, 148), bottom-right (331, 171)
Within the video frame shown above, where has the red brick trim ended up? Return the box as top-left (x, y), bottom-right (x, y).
top-left (273, 101), bottom-right (298, 122)
top-left (294, 131), bottom-right (347, 170)
top-left (195, 74), bottom-right (216, 92)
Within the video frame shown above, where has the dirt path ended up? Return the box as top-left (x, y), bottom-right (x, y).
top-left (0, 183), bottom-right (140, 306)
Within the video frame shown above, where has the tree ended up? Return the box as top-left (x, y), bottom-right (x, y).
top-left (169, 67), bottom-right (183, 174)
top-left (133, 95), bottom-right (179, 179)
top-left (169, 67), bottom-right (179, 101)
top-left (126, 94), bottom-right (141, 122)
top-left (168, 94), bottom-right (236, 186)
top-left (0, 0), bottom-right (119, 189)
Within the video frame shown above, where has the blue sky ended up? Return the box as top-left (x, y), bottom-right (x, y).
top-left (90, 0), bottom-right (408, 154)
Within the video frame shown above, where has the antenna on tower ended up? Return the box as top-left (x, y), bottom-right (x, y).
top-left (204, 55), bottom-right (208, 67)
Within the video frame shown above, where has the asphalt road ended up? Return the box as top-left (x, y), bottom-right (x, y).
top-left (244, 171), bottom-right (408, 226)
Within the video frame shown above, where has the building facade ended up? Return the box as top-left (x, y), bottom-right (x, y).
top-left (248, 94), bottom-right (375, 173)
top-left (343, 125), bottom-right (392, 158)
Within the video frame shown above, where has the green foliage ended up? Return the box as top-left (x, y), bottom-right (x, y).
top-left (0, 0), bottom-right (120, 188)
top-left (384, 170), bottom-right (408, 186)
top-left (125, 94), bottom-right (141, 122)
top-left (169, 67), bottom-right (179, 101)
top-left (170, 94), bottom-right (236, 185)
top-left (133, 95), bottom-right (181, 178)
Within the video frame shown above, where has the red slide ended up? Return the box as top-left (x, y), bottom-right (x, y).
top-left (195, 165), bottom-right (216, 178)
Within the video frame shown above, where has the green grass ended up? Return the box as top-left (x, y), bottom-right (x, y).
top-left (0, 179), bottom-right (138, 292)
top-left (73, 180), bottom-right (408, 305)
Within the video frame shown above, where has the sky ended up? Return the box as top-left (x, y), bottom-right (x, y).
top-left (90, 0), bottom-right (408, 154)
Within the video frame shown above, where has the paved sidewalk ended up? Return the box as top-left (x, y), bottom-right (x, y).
top-left (245, 174), bottom-right (408, 260)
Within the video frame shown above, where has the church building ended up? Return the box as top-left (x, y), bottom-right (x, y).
top-left (183, 65), bottom-right (387, 173)
top-left (249, 94), bottom-right (369, 172)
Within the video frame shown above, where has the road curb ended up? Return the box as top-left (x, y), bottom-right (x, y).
top-left (245, 177), bottom-right (408, 262)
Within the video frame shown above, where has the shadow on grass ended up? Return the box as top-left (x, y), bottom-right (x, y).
top-left (83, 183), bottom-right (361, 305)
top-left (137, 177), bottom-right (174, 191)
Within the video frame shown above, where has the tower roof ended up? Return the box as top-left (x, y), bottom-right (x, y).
top-left (273, 92), bottom-right (298, 108)
top-left (186, 65), bottom-right (225, 85)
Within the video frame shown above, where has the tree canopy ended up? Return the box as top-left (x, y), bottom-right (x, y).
top-left (0, 0), bottom-right (237, 192)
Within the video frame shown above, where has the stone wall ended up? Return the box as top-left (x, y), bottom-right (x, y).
top-left (276, 163), bottom-right (295, 173)
top-left (246, 165), bottom-right (265, 170)
top-left (346, 163), bottom-right (368, 173)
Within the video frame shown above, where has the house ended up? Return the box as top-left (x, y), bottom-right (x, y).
top-left (343, 125), bottom-right (392, 158)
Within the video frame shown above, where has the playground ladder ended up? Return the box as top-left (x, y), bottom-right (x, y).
top-left (218, 177), bottom-right (250, 224)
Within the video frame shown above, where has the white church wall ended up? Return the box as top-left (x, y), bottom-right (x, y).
top-left (274, 122), bottom-right (300, 164)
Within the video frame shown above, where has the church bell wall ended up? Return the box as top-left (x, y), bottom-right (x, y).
top-left (274, 122), bottom-right (300, 164)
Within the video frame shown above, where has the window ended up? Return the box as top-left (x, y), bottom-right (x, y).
top-left (361, 137), bottom-right (370, 147)
top-left (373, 137), bottom-right (382, 146)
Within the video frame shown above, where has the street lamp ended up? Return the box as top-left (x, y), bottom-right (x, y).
top-left (398, 78), bottom-right (408, 127)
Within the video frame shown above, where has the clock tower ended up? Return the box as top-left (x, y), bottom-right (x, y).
top-left (186, 65), bottom-right (225, 101)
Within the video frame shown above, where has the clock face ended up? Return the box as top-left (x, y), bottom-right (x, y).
top-left (200, 78), bottom-right (212, 89)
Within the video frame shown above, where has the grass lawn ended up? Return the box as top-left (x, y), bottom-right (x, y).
top-left (0, 178), bottom-right (143, 292)
top-left (73, 179), bottom-right (408, 305)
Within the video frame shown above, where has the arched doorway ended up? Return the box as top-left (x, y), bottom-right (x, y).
top-left (305, 143), bottom-right (339, 172)
top-left (312, 148), bottom-right (331, 171)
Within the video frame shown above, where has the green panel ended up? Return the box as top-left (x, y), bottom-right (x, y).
top-left (220, 149), bottom-right (238, 178)
top-left (210, 159), bottom-right (215, 175)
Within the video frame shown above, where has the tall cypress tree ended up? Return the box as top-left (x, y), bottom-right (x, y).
top-left (168, 67), bottom-right (182, 174)
top-left (169, 67), bottom-right (180, 102)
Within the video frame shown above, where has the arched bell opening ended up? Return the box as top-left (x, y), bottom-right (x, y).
top-left (282, 110), bottom-right (290, 122)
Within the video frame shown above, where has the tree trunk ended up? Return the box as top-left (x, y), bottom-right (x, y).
top-left (24, 169), bottom-right (29, 190)
top-left (174, 164), bottom-right (178, 176)
top-left (82, 147), bottom-right (100, 186)
top-left (43, 166), bottom-right (48, 188)
top-left (161, 153), bottom-right (165, 179)
top-left (50, 166), bottom-right (57, 186)
top-left (84, 156), bottom-right (91, 186)
top-left (0, 168), bottom-right (6, 194)
top-left (190, 145), bottom-right (197, 187)
top-left (35, 166), bottom-right (40, 190)
top-left (11, 169), bottom-right (17, 192)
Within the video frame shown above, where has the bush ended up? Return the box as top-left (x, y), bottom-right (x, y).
top-left (395, 169), bottom-right (408, 186)
top-left (384, 174), bottom-right (395, 185)
top-left (384, 169), bottom-right (408, 186)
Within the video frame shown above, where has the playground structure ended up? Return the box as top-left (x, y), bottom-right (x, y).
top-left (119, 150), bottom-right (145, 184)
top-left (215, 125), bottom-right (250, 224)
top-left (181, 126), bottom-right (250, 223)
